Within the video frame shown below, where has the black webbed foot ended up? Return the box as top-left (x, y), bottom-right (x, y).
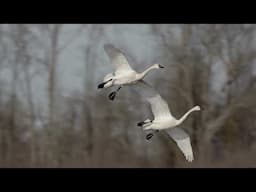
top-left (108, 91), bottom-right (116, 101)
top-left (137, 122), bottom-right (144, 127)
top-left (117, 86), bottom-right (122, 92)
top-left (146, 133), bottom-right (154, 140)
top-left (98, 82), bottom-right (105, 89)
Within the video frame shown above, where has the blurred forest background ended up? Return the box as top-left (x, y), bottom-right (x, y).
top-left (0, 24), bottom-right (256, 167)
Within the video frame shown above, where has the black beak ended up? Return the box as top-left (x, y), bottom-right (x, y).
top-left (98, 82), bottom-right (105, 89)
top-left (159, 65), bottom-right (164, 68)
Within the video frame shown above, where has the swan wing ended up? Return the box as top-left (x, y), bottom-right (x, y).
top-left (104, 44), bottom-right (135, 76)
top-left (166, 128), bottom-right (194, 162)
top-left (133, 80), bottom-right (174, 120)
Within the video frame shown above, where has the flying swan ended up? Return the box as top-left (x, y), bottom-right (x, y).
top-left (135, 80), bottom-right (200, 162)
top-left (98, 44), bottom-right (164, 100)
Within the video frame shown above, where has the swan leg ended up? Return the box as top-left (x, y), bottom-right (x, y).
top-left (108, 86), bottom-right (122, 101)
top-left (116, 86), bottom-right (122, 92)
top-left (145, 130), bottom-right (159, 140)
top-left (146, 133), bottom-right (154, 140)
top-left (108, 91), bottom-right (116, 101)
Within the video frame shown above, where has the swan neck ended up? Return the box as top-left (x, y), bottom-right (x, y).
top-left (138, 65), bottom-right (157, 79)
top-left (176, 107), bottom-right (197, 126)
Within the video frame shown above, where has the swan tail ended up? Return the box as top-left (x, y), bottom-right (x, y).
top-left (144, 119), bottom-right (151, 123)
top-left (143, 124), bottom-right (153, 130)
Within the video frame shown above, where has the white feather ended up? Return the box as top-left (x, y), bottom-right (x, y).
top-left (133, 80), bottom-right (175, 121)
top-left (104, 44), bottom-right (135, 76)
top-left (166, 128), bottom-right (194, 162)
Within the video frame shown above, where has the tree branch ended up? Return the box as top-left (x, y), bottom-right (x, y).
top-left (205, 88), bottom-right (256, 139)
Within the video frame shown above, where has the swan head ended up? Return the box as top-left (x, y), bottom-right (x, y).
top-left (153, 64), bottom-right (164, 69)
top-left (194, 106), bottom-right (201, 111)
top-left (98, 73), bottom-right (114, 89)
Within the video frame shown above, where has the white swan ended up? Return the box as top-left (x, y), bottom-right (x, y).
top-left (98, 44), bottom-right (164, 100)
top-left (135, 80), bottom-right (200, 162)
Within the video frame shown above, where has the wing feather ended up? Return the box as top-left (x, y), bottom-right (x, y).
top-left (104, 44), bottom-right (135, 75)
top-left (166, 128), bottom-right (194, 162)
top-left (132, 80), bottom-right (174, 120)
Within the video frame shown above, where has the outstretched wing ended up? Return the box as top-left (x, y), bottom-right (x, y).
top-left (104, 44), bottom-right (135, 76)
top-left (133, 80), bottom-right (175, 121)
top-left (165, 128), bottom-right (194, 162)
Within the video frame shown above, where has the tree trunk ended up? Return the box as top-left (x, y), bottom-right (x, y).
top-left (7, 25), bottom-right (23, 166)
top-left (47, 24), bottom-right (61, 167)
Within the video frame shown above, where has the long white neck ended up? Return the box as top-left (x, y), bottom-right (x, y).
top-left (137, 65), bottom-right (158, 80)
top-left (175, 106), bottom-right (199, 126)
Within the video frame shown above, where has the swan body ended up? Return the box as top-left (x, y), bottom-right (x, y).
top-left (142, 105), bottom-right (200, 131)
top-left (135, 80), bottom-right (200, 162)
top-left (98, 44), bottom-right (163, 100)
